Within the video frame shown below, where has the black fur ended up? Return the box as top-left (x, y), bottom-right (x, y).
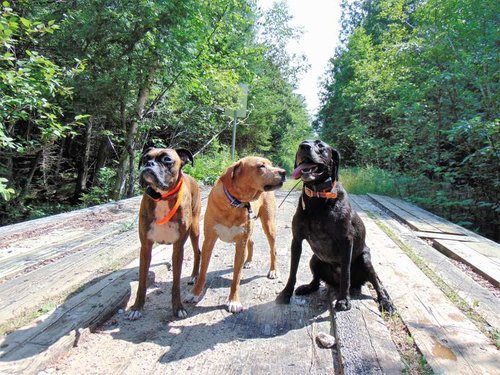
top-left (276, 140), bottom-right (394, 313)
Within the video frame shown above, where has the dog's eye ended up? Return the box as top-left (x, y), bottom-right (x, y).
top-left (257, 164), bottom-right (266, 169)
top-left (161, 155), bottom-right (174, 165)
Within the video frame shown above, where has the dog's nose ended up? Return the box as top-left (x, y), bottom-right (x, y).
top-left (145, 160), bottom-right (156, 168)
top-left (279, 169), bottom-right (286, 181)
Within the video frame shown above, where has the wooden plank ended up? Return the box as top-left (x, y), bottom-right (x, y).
top-left (352, 195), bottom-right (500, 330)
top-left (466, 242), bottom-right (500, 264)
top-left (367, 194), bottom-right (444, 233)
top-left (356, 208), bottom-right (498, 374)
top-left (32, 191), bottom-right (339, 375)
top-left (0, 196), bottom-right (140, 239)
top-left (380, 194), bottom-right (465, 235)
top-left (333, 286), bottom-right (403, 374)
top-left (0, 225), bottom-right (124, 281)
top-left (414, 231), bottom-right (478, 242)
top-left (0, 229), bottom-right (139, 325)
top-left (434, 239), bottom-right (500, 287)
top-left (0, 247), bottom-right (163, 375)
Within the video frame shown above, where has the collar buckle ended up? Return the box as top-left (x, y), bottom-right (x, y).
top-left (223, 185), bottom-right (257, 220)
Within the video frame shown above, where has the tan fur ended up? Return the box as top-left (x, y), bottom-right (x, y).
top-left (189, 156), bottom-right (285, 313)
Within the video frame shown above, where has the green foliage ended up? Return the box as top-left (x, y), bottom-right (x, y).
top-left (79, 167), bottom-right (116, 206)
top-left (184, 141), bottom-right (233, 185)
top-left (0, 1), bottom-right (313, 225)
top-left (0, 177), bottom-right (14, 200)
top-left (318, 0), bottom-right (500, 240)
top-left (0, 2), bottom-right (85, 205)
top-left (340, 166), bottom-right (401, 196)
top-left (0, 2), bottom-right (84, 151)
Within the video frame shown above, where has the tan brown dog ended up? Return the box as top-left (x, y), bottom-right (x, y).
top-left (127, 147), bottom-right (201, 320)
top-left (187, 156), bottom-right (285, 313)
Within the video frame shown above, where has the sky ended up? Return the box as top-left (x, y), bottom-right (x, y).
top-left (257, 0), bottom-right (342, 116)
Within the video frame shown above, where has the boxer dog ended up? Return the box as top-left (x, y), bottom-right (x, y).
top-left (187, 156), bottom-right (286, 313)
top-left (127, 147), bottom-right (201, 320)
top-left (276, 140), bottom-right (394, 313)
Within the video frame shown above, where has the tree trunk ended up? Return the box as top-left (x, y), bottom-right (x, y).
top-left (73, 119), bottom-right (93, 201)
top-left (17, 151), bottom-right (42, 204)
top-left (112, 64), bottom-right (157, 200)
top-left (91, 137), bottom-right (109, 187)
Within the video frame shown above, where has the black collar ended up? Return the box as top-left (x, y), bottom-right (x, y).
top-left (304, 177), bottom-right (334, 192)
top-left (223, 185), bottom-right (256, 220)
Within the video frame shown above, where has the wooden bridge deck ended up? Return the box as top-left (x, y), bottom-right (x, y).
top-left (0, 190), bottom-right (498, 374)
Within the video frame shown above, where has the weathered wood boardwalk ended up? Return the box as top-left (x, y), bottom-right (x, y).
top-left (0, 190), bottom-right (498, 374)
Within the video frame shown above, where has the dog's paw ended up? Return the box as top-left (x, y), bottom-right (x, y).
top-left (185, 292), bottom-right (202, 304)
top-left (334, 298), bottom-right (351, 311)
top-left (188, 276), bottom-right (197, 285)
top-left (275, 291), bottom-right (292, 304)
top-left (175, 307), bottom-right (188, 319)
top-left (295, 283), bottom-right (318, 295)
top-left (127, 309), bottom-right (143, 321)
top-left (267, 269), bottom-right (278, 279)
top-left (379, 298), bottom-right (395, 315)
top-left (243, 261), bottom-right (252, 269)
top-left (227, 300), bottom-right (244, 313)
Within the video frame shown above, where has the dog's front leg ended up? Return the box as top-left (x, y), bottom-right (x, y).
top-left (335, 238), bottom-right (353, 311)
top-left (172, 236), bottom-right (188, 318)
top-left (227, 238), bottom-right (248, 313)
top-left (128, 239), bottom-right (153, 320)
top-left (276, 237), bottom-right (302, 304)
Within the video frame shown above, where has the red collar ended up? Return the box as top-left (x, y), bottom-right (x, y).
top-left (146, 174), bottom-right (183, 202)
top-left (303, 181), bottom-right (337, 199)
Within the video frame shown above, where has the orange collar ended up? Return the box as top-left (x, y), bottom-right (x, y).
top-left (151, 176), bottom-right (185, 225)
top-left (303, 181), bottom-right (337, 199)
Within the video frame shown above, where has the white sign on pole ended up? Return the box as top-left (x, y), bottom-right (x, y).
top-left (224, 83), bottom-right (249, 118)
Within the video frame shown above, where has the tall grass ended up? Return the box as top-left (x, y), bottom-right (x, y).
top-left (282, 166), bottom-right (402, 196)
top-left (339, 166), bottom-right (401, 196)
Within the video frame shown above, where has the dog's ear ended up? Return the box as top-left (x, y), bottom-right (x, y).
top-left (141, 145), bottom-right (154, 157)
top-left (220, 160), bottom-right (241, 188)
top-left (331, 148), bottom-right (340, 181)
top-left (139, 147), bottom-right (154, 170)
top-left (176, 149), bottom-right (194, 168)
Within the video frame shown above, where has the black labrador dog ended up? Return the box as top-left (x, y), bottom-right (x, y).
top-left (276, 140), bottom-right (394, 313)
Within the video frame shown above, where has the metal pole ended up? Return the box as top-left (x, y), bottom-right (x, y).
top-left (231, 110), bottom-right (237, 160)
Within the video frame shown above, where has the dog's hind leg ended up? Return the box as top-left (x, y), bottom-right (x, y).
top-left (244, 236), bottom-right (254, 269)
top-left (361, 248), bottom-right (395, 314)
top-left (188, 221), bottom-right (201, 285)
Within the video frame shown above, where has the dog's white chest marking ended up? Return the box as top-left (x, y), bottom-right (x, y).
top-left (147, 201), bottom-right (180, 244)
top-left (214, 224), bottom-right (246, 243)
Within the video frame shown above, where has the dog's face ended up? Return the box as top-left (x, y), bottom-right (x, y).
top-left (139, 148), bottom-right (193, 192)
top-left (292, 140), bottom-right (340, 183)
top-left (221, 156), bottom-right (286, 197)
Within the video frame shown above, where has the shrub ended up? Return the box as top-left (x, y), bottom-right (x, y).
top-left (184, 141), bottom-right (235, 185)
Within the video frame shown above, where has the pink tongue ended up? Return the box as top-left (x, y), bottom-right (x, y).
top-left (292, 163), bottom-right (315, 180)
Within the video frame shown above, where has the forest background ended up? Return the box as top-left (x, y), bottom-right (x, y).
top-left (0, 0), bottom-right (498, 242)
